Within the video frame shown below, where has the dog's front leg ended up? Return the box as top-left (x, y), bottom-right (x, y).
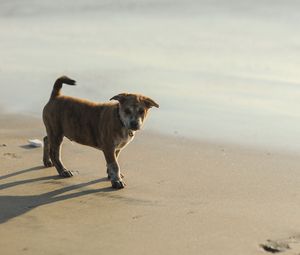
top-left (106, 150), bottom-right (125, 179)
top-left (104, 148), bottom-right (126, 189)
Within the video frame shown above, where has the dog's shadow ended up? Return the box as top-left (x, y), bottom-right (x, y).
top-left (0, 166), bottom-right (114, 224)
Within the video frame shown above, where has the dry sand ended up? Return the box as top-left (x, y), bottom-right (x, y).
top-left (1, 113), bottom-right (300, 255)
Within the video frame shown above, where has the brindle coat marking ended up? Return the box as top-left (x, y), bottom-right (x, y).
top-left (43, 76), bottom-right (159, 189)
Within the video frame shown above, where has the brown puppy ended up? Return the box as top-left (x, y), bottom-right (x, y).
top-left (43, 76), bottom-right (159, 189)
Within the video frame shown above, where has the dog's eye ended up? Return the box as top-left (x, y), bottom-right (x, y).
top-left (138, 109), bottom-right (144, 115)
top-left (124, 108), bottom-right (131, 115)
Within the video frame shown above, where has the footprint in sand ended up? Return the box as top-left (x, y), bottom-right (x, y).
top-left (3, 152), bottom-right (21, 159)
top-left (132, 215), bottom-right (143, 220)
top-left (260, 240), bottom-right (290, 253)
top-left (260, 236), bottom-right (300, 253)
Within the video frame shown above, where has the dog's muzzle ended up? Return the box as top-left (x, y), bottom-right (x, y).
top-left (130, 120), bottom-right (140, 131)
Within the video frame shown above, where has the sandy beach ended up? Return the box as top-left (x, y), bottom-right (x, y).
top-left (2, 0), bottom-right (300, 254)
top-left (1, 113), bottom-right (300, 255)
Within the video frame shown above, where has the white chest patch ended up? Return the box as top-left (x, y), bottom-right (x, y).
top-left (114, 130), bottom-right (135, 150)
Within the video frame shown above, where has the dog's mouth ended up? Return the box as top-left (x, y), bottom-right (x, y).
top-left (130, 125), bottom-right (140, 131)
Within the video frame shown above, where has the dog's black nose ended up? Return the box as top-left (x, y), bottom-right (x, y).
top-left (130, 121), bottom-right (139, 130)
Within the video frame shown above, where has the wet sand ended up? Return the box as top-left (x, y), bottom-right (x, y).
top-left (1, 113), bottom-right (300, 254)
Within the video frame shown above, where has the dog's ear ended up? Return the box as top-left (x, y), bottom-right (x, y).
top-left (110, 93), bottom-right (128, 104)
top-left (143, 97), bottom-right (159, 108)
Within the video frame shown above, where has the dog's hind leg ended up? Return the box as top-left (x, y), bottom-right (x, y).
top-left (49, 134), bottom-right (73, 178)
top-left (43, 136), bottom-right (53, 167)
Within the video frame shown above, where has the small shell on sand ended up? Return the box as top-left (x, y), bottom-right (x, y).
top-left (28, 139), bottom-right (43, 148)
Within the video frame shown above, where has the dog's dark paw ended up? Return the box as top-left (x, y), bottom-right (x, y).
top-left (111, 180), bottom-right (126, 189)
top-left (43, 160), bottom-right (53, 167)
top-left (59, 170), bottom-right (74, 178)
top-left (107, 173), bottom-right (124, 180)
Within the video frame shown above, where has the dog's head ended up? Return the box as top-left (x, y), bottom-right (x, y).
top-left (110, 93), bottom-right (159, 131)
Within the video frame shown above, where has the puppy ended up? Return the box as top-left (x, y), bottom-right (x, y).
top-left (43, 76), bottom-right (159, 189)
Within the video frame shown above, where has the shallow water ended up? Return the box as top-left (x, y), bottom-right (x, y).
top-left (1, 0), bottom-right (300, 151)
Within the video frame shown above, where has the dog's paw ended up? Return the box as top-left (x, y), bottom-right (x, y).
top-left (107, 173), bottom-right (124, 180)
top-left (111, 180), bottom-right (126, 189)
top-left (59, 170), bottom-right (74, 178)
top-left (43, 160), bottom-right (53, 167)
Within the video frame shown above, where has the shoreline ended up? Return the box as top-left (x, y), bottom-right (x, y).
top-left (1, 109), bottom-right (300, 157)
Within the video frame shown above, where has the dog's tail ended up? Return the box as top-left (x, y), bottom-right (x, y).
top-left (50, 76), bottom-right (76, 99)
